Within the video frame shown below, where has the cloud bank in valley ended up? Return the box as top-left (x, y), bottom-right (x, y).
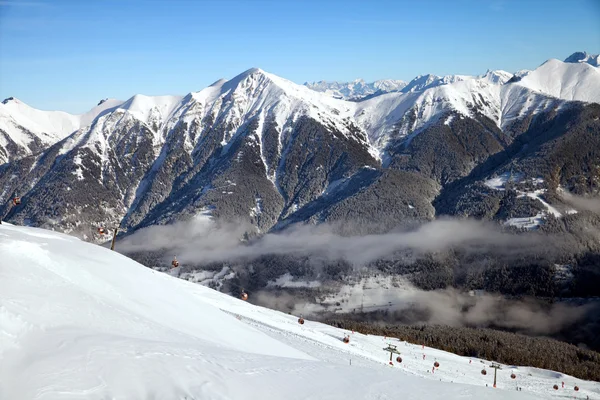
top-left (118, 215), bottom-right (557, 266)
top-left (117, 201), bottom-right (600, 337)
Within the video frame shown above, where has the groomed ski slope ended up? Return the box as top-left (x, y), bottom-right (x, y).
top-left (1, 224), bottom-right (598, 400)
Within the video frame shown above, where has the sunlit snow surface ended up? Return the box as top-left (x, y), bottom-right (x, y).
top-left (1, 224), bottom-right (598, 399)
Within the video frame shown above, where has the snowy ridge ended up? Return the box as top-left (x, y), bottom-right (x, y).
top-left (117, 94), bottom-right (183, 128)
top-left (515, 58), bottom-right (600, 103)
top-left (172, 67), bottom-right (376, 162)
top-left (0, 97), bottom-right (124, 164)
top-left (352, 71), bottom-right (556, 148)
top-left (304, 78), bottom-right (407, 100)
top-left (172, 67), bottom-right (365, 145)
top-left (1, 223), bottom-right (598, 399)
top-left (2, 52), bottom-right (599, 167)
top-left (400, 73), bottom-right (471, 93)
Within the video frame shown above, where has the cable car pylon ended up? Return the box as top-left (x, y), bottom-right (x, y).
top-left (383, 343), bottom-right (401, 366)
top-left (489, 362), bottom-right (501, 388)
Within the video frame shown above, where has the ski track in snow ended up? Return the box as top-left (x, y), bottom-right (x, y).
top-left (1, 224), bottom-right (598, 400)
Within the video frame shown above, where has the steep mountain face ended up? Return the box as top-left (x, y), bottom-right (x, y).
top-left (1, 69), bottom-right (382, 238)
top-left (304, 79), bottom-right (407, 100)
top-left (0, 105), bottom-right (160, 238)
top-left (121, 70), bottom-right (381, 234)
top-left (1, 53), bottom-right (599, 247)
top-left (434, 102), bottom-right (600, 220)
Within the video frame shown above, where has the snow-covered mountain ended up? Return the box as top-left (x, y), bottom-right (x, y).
top-left (1, 52), bottom-right (599, 243)
top-left (351, 68), bottom-right (564, 150)
top-left (399, 73), bottom-right (470, 93)
top-left (1, 68), bottom-right (381, 237)
top-left (2, 222), bottom-right (597, 399)
top-left (564, 51), bottom-right (600, 67)
top-left (304, 70), bottom-right (514, 101)
top-left (304, 78), bottom-right (407, 100)
top-left (514, 58), bottom-right (600, 102)
top-left (0, 96), bottom-right (123, 164)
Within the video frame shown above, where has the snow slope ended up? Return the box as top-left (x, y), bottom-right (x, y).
top-left (1, 224), bottom-right (598, 399)
top-left (515, 58), bottom-right (600, 103)
top-left (0, 97), bottom-right (124, 164)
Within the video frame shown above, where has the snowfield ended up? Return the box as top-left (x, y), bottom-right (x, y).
top-left (516, 58), bottom-right (600, 103)
top-left (1, 224), bottom-right (599, 400)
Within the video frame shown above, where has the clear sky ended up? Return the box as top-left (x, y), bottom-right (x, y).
top-left (1, 0), bottom-right (599, 114)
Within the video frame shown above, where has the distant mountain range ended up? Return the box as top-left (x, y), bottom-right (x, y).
top-left (303, 69), bottom-right (516, 101)
top-left (1, 51), bottom-right (599, 244)
top-left (303, 79), bottom-right (407, 100)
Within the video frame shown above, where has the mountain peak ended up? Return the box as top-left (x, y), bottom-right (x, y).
top-left (564, 51), bottom-right (599, 67)
top-left (243, 67), bottom-right (265, 75)
top-left (2, 96), bottom-right (19, 105)
top-left (236, 67), bottom-right (268, 79)
top-left (224, 67), bottom-right (274, 89)
top-left (479, 69), bottom-right (513, 84)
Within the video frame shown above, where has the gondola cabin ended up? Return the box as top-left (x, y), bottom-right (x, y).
top-left (396, 356), bottom-right (402, 363)
top-left (510, 373), bottom-right (516, 379)
top-left (97, 227), bottom-right (106, 235)
top-left (171, 257), bottom-right (179, 268)
top-left (433, 361), bottom-right (439, 368)
top-left (574, 386), bottom-right (579, 391)
top-left (13, 196), bottom-right (21, 206)
top-left (240, 291), bottom-right (248, 301)
top-left (481, 369), bottom-right (487, 375)
top-left (553, 385), bottom-right (558, 390)
top-left (343, 335), bottom-right (350, 344)
top-left (298, 317), bottom-right (305, 325)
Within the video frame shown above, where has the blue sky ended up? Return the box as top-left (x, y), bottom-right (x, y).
top-left (1, 0), bottom-right (599, 114)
